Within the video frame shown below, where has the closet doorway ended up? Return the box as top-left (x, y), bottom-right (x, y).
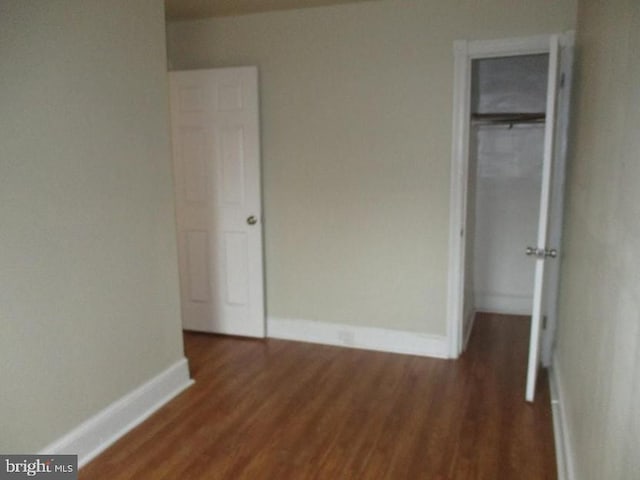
top-left (447, 34), bottom-right (574, 401)
top-left (470, 53), bottom-right (548, 318)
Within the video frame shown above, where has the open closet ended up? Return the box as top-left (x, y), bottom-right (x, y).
top-left (467, 54), bottom-right (549, 317)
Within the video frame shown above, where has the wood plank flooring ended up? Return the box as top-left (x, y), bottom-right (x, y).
top-left (80, 313), bottom-right (556, 479)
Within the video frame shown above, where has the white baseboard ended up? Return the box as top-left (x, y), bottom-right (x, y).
top-left (475, 292), bottom-right (532, 315)
top-left (549, 360), bottom-right (576, 480)
top-left (267, 317), bottom-right (449, 359)
top-left (40, 357), bottom-right (193, 468)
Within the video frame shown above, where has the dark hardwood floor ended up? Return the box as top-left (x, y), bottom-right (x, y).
top-left (80, 313), bottom-right (556, 479)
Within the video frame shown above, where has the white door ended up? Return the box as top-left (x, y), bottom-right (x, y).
top-left (525, 36), bottom-right (561, 401)
top-left (541, 33), bottom-right (574, 368)
top-left (169, 67), bottom-right (265, 338)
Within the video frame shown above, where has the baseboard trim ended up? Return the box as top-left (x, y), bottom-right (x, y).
top-left (267, 317), bottom-right (449, 359)
top-left (40, 357), bottom-right (194, 468)
top-left (475, 292), bottom-right (532, 316)
top-left (549, 360), bottom-right (576, 480)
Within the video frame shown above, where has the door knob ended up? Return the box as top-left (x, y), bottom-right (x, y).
top-left (246, 215), bottom-right (257, 225)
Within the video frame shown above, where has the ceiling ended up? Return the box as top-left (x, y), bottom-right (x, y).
top-left (165, 0), bottom-right (377, 20)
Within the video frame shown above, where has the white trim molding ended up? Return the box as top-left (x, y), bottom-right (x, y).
top-left (466, 34), bottom-right (551, 58)
top-left (446, 39), bottom-right (471, 359)
top-left (40, 357), bottom-right (193, 468)
top-left (549, 359), bottom-right (577, 480)
top-left (268, 317), bottom-right (449, 359)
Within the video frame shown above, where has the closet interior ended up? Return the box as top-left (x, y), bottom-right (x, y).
top-left (464, 53), bottom-right (550, 332)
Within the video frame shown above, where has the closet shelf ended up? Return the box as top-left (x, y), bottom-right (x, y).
top-left (470, 112), bottom-right (546, 126)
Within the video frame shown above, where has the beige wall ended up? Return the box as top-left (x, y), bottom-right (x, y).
top-left (0, 0), bottom-right (184, 452)
top-left (555, 0), bottom-right (640, 477)
top-left (167, 0), bottom-right (576, 335)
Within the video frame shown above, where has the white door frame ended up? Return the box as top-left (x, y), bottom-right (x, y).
top-left (446, 33), bottom-right (573, 359)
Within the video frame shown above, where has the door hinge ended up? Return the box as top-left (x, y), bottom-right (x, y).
top-left (543, 316), bottom-right (547, 329)
top-left (560, 73), bottom-right (566, 88)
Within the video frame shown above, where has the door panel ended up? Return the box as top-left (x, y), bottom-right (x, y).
top-left (186, 230), bottom-right (211, 303)
top-left (170, 67), bottom-right (265, 338)
top-left (223, 232), bottom-right (249, 306)
top-left (541, 34), bottom-right (574, 367)
top-left (219, 127), bottom-right (246, 205)
top-left (525, 36), bottom-right (560, 401)
top-left (181, 127), bottom-right (208, 203)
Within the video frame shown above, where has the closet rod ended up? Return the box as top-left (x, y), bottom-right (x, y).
top-left (470, 112), bottom-right (546, 126)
